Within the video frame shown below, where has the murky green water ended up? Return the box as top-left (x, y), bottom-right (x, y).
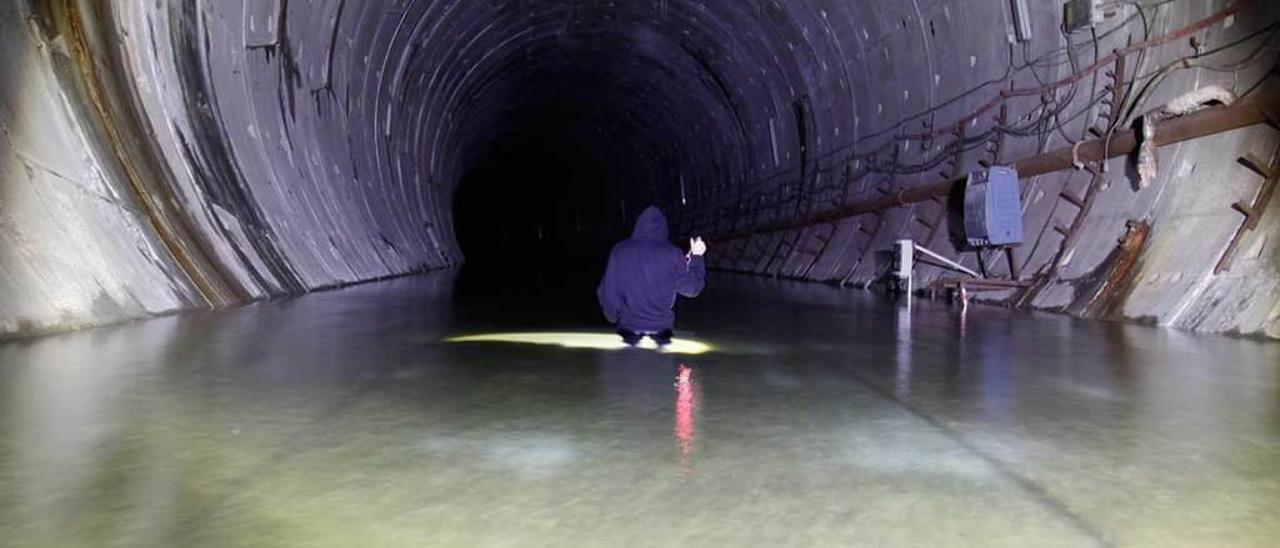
top-left (1, 271), bottom-right (1277, 547)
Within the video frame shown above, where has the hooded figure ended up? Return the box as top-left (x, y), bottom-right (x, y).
top-left (597, 206), bottom-right (706, 345)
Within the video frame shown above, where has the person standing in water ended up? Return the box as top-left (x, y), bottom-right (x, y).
top-left (597, 206), bottom-right (707, 346)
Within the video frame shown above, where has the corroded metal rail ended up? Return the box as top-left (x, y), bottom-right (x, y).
top-left (712, 94), bottom-right (1279, 242)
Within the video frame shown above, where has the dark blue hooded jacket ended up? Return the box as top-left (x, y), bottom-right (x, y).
top-left (597, 206), bottom-right (705, 332)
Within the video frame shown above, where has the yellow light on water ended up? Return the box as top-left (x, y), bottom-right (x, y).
top-left (446, 332), bottom-right (713, 355)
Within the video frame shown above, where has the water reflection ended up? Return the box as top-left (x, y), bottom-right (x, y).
top-left (0, 273), bottom-right (458, 546)
top-left (1, 317), bottom-right (181, 546)
top-left (976, 321), bottom-right (1014, 423)
top-left (894, 303), bottom-right (913, 399)
top-left (0, 271), bottom-right (1276, 546)
top-left (674, 364), bottom-right (696, 477)
top-left (447, 332), bottom-right (713, 355)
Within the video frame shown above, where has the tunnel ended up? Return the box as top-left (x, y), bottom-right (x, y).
top-left (0, 0), bottom-right (1277, 335)
top-left (2, 0), bottom-right (1280, 545)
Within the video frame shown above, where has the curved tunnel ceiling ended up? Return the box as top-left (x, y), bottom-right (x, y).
top-left (1, 0), bottom-right (1278, 337)
top-left (99, 0), bottom-right (876, 285)
top-left (143, 0), bottom-right (839, 284)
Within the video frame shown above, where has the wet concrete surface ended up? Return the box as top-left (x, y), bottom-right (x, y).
top-left (0, 269), bottom-right (1277, 547)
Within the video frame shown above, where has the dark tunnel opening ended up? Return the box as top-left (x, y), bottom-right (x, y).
top-left (447, 36), bottom-right (745, 272)
top-left (452, 126), bottom-right (628, 269)
top-left (447, 67), bottom-right (665, 271)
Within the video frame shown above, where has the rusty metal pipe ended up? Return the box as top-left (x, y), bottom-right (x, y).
top-left (713, 95), bottom-right (1276, 241)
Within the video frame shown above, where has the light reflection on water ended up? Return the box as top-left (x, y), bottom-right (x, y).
top-left (0, 271), bottom-right (1276, 546)
top-left (446, 332), bottom-right (714, 355)
top-left (674, 364), bottom-right (697, 478)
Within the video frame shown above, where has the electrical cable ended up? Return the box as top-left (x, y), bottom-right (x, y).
top-left (702, 0), bottom-right (1262, 223)
top-left (1120, 21), bottom-right (1279, 126)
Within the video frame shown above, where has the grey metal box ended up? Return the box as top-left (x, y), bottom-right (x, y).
top-left (964, 166), bottom-right (1024, 247)
top-left (1064, 0), bottom-right (1103, 33)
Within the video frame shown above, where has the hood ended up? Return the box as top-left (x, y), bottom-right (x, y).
top-left (630, 206), bottom-right (669, 241)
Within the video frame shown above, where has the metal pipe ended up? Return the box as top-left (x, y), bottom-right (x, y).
top-left (914, 243), bottom-right (981, 278)
top-left (713, 95), bottom-right (1276, 241)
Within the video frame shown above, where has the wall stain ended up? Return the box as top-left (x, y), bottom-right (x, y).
top-left (25, 0), bottom-right (245, 307)
top-left (168, 1), bottom-right (306, 296)
top-left (1068, 220), bottom-right (1151, 319)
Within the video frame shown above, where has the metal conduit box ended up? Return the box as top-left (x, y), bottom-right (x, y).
top-left (1064, 0), bottom-right (1105, 33)
top-left (964, 166), bottom-right (1024, 247)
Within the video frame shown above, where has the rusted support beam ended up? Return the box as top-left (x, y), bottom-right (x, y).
top-left (1014, 96), bottom-right (1271, 177)
top-left (714, 96), bottom-right (1276, 242)
top-left (1016, 165), bottom-right (1113, 309)
top-left (799, 222), bottom-right (839, 278)
top-left (1216, 151), bottom-right (1279, 274)
top-left (1106, 53), bottom-right (1127, 127)
top-left (1238, 153), bottom-right (1274, 179)
top-left (1081, 220), bottom-right (1151, 318)
top-left (1059, 191), bottom-right (1085, 208)
top-left (934, 277), bottom-right (1033, 289)
top-left (1263, 101), bottom-right (1280, 130)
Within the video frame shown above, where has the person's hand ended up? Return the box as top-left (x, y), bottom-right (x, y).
top-left (689, 237), bottom-right (708, 257)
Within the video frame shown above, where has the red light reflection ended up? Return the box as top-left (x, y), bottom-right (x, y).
top-left (675, 364), bottom-right (696, 477)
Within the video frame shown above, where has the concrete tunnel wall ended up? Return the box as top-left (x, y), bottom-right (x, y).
top-left (0, 0), bottom-right (1277, 339)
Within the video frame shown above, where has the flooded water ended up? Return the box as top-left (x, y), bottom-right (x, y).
top-left (1, 270), bottom-right (1277, 547)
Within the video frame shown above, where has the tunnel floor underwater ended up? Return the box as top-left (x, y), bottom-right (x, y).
top-left (0, 269), bottom-right (1277, 547)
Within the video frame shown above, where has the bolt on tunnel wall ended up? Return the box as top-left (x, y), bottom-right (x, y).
top-left (0, 0), bottom-right (1277, 339)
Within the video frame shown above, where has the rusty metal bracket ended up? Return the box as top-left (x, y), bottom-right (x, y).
top-left (1017, 165), bottom-right (1110, 308)
top-left (1215, 151), bottom-right (1279, 274)
top-left (799, 222), bottom-right (839, 278)
top-left (1105, 52), bottom-right (1127, 129)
